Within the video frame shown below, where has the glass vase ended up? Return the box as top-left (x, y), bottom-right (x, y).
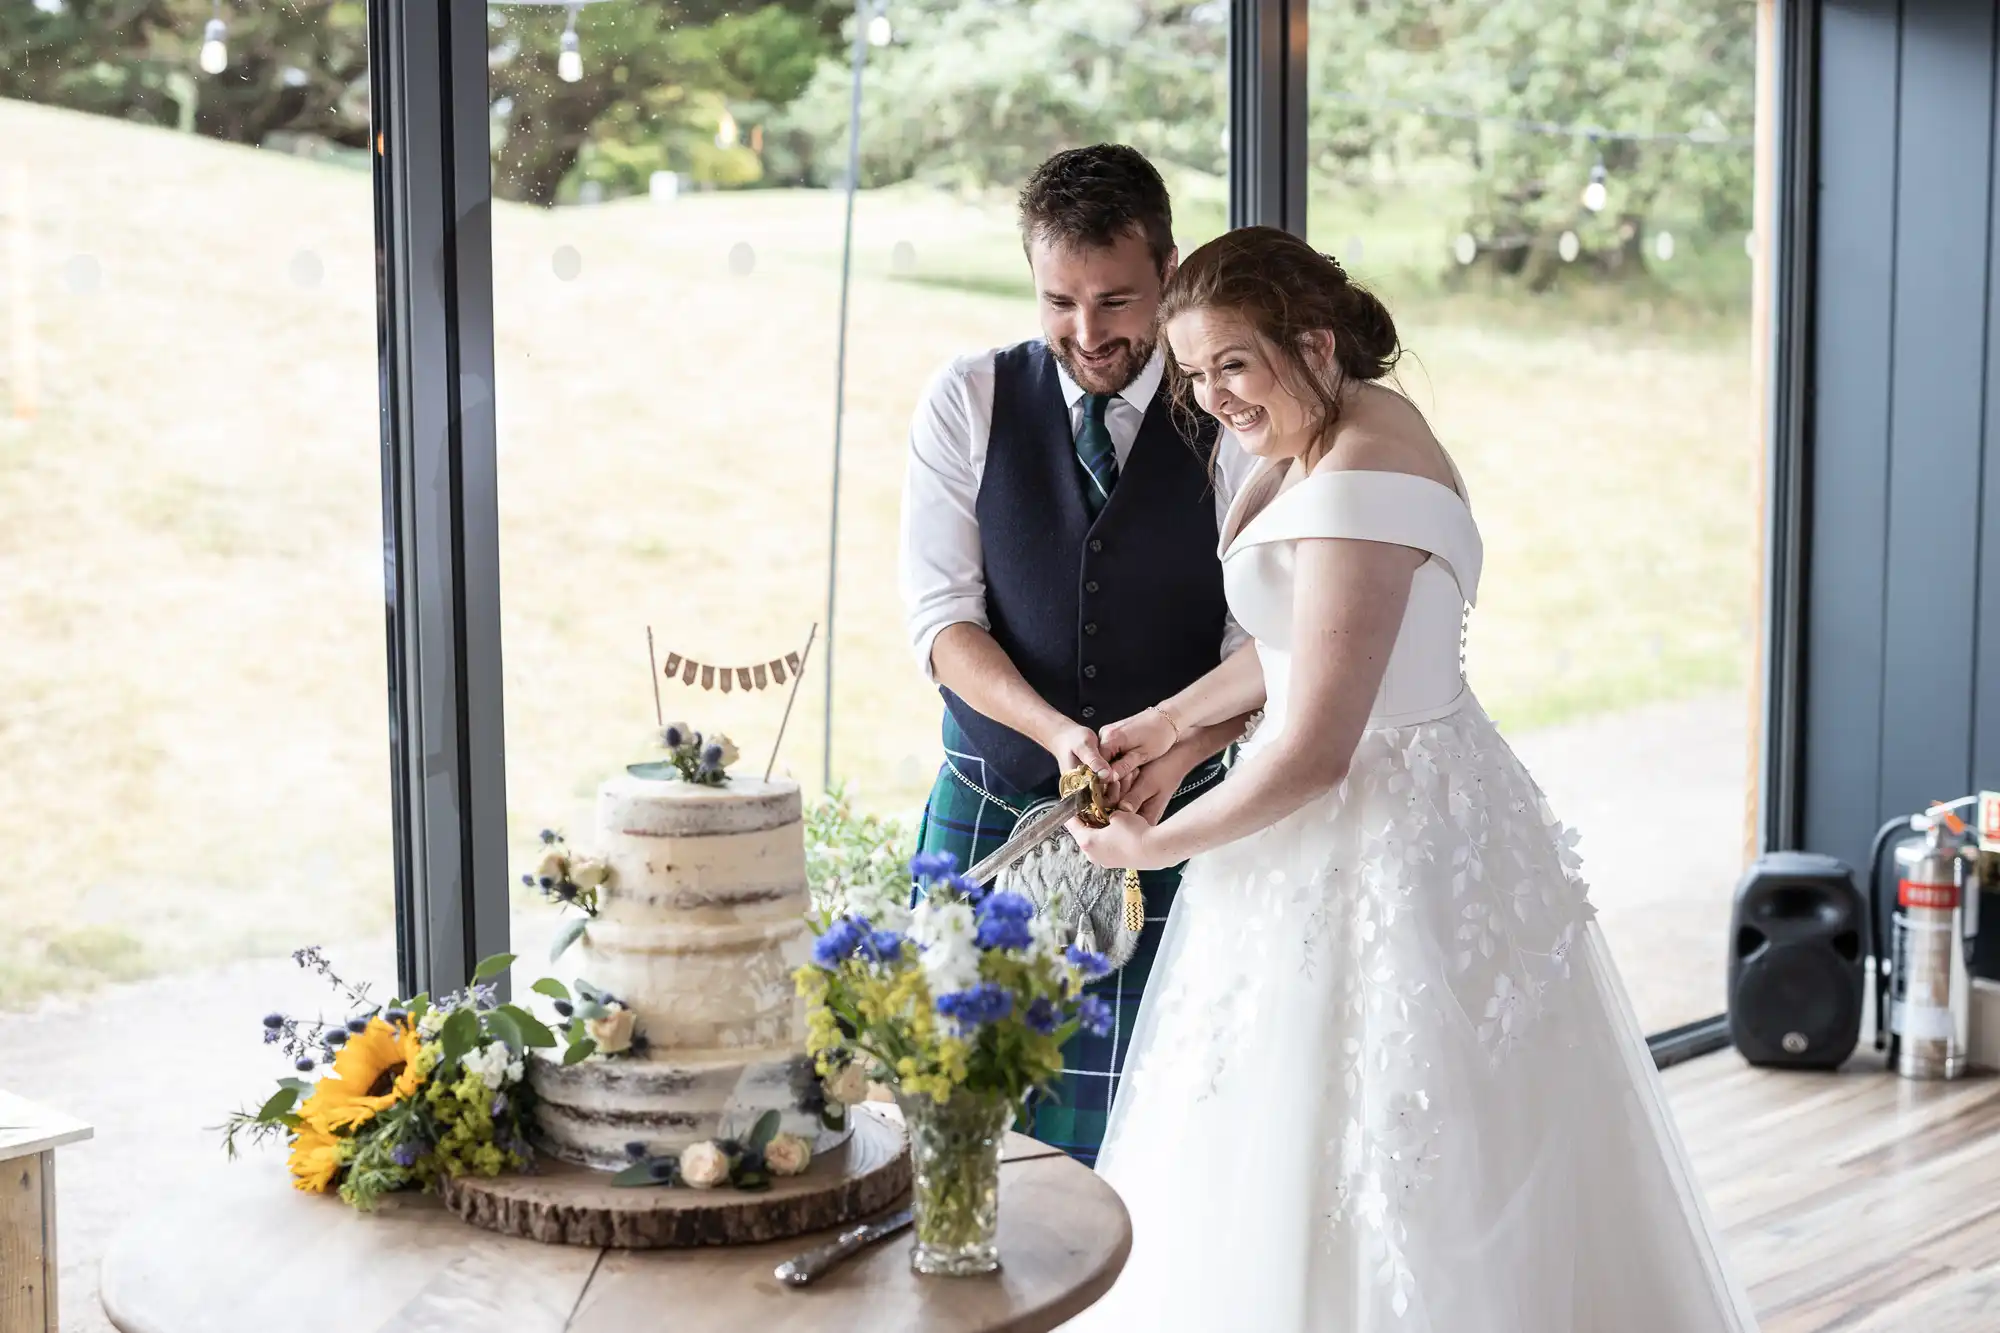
top-left (896, 1088), bottom-right (1013, 1276)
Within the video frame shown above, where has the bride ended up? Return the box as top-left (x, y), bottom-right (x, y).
top-left (1064, 226), bottom-right (1758, 1332)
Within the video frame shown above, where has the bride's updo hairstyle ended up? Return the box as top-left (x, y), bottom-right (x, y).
top-left (1159, 224), bottom-right (1402, 468)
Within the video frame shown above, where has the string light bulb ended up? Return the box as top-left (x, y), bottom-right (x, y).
top-left (1557, 230), bottom-right (1581, 263)
top-left (199, 14), bottom-right (229, 75)
top-left (867, 12), bottom-right (892, 46)
top-left (1581, 158), bottom-right (1608, 213)
top-left (557, 7), bottom-right (583, 83)
top-left (715, 111), bottom-right (739, 150)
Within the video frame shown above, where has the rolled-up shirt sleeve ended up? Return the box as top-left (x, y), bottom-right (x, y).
top-left (900, 355), bottom-right (991, 682)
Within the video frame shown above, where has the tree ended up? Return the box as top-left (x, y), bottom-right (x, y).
top-left (1309, 0), bottom-right (1754, 284)
top-left (1, 0), bottom-right (842, 206)
top-left (490, 0), bottom-right (841, 205)
top-left (774, 0), bottom-right (1228, 193)
top-left (2, 0), bottom-right (369, 150)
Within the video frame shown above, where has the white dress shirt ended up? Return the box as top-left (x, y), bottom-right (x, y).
top-left (899, 342), bottom-right (1254, 681)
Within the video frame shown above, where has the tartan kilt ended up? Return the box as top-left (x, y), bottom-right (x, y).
top-left (913, 744), bottom-right (1223, 1169)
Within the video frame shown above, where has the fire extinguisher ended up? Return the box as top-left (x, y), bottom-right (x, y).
top-left (1868, 796), bottom-right (1980, 1079)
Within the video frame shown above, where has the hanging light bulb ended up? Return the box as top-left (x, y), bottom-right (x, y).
top-left (199, 14), bottom-right (229, 75)
top-left (1557, 230), bottom-right (1581, 263)
top-left (1581, 158), bottom-right (1608, 214)
top-left (557, 25), bottom-right (582, 81)
top-left (715, 111), bottom-right (739, 150)
top-left (868, 12), bottom-right (893, 46)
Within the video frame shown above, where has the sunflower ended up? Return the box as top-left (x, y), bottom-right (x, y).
top-left (287, 1121), bottom-right (344, 1194)
top-left (298, 1016), bottom-right (428, 1132)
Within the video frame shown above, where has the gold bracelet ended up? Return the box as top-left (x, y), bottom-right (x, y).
top-left (1149, 704), bottom-right (1184, 745)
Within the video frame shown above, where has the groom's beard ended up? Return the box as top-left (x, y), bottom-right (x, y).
top-left (1052, 335), bottom-right (1154, 397)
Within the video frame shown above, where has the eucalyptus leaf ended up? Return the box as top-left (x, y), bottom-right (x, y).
top-left (530, 977), bottom-right (570, 1002)
top-left (499, 1004), bottom-right (557, 1049)
top-left (625, 761), bottom-right (682, 780)
top-left (439, 1007), bottom-right (480, 1069)
top-left (820, 1102), bottom-right (848, 1132)
top-left (732, 1169), bottom-right (771, 1192)
top-left (562, 1036), bottom-right (598, 1066)
top-left (572, 1001), bottom-right (610, 1021)
top-left (748, 1109), bottom-right (781, 1152)
top-left (549, 917), bottom-right (588, 962)
top-left (610, 1159), bottom-right (675, 1188)
top-left (486, 1008), bottom-right (524, 1055)
top-left (278, 1077), bottom-right (317, 1098)
top-left (256, 1086), bottom-right (301, 1123)
top-left (472, 952), bottom-right (516, 983)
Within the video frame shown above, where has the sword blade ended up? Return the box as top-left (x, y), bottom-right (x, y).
top-left (964, 788), bottom-right (1089, 887)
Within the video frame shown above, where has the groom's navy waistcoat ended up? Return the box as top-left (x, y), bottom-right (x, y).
top-left (942, 340), bottom-right (1230, 797)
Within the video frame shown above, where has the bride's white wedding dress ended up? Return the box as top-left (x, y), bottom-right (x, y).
top-left (1072, 463), bottom-right (1758, 1331)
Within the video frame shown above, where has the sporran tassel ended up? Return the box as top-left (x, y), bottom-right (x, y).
top-left (1122, 868), bottom-right (1144, 934)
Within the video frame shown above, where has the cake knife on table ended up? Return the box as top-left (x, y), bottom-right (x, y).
top-left (774, 1206), bottom-right (915, 1286)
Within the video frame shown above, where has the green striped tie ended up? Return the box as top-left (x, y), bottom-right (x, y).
top-left (1075, 393), bottom-right (1119, 518)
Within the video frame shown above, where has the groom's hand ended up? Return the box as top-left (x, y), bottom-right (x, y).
top-left (1040, 718), bottom-right (1115, 786)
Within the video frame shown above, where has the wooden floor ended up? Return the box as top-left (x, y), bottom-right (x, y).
top-left (1667, 1048), bottom-right (2000, 1331)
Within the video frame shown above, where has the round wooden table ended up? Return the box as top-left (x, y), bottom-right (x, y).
top-left (99, 1114), bottom-right (1130, 1333)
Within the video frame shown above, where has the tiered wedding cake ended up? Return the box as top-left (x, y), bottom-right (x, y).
top-left (531, 771), bottom-right (848, 1170)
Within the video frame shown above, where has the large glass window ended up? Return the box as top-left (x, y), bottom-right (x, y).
top-left (0, 4), bottom-right (394, 1326)
top-left (488, 0), bottom-right (1231, 958)
top-left (1306, 2), bottom-right (1759, 1032)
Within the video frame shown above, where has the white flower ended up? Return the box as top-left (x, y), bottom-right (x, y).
top-left (534, 848), bottom-right (569, 884)
top-left (570, 857), bottom-right (611, 889)
top-left (586, 1005), bottom-right (637, 1055)
top-left (417, 1009), bottom-right (446, 1040)
top-left (462, 1040), bottom-right (512, 1090)
top-left (909, 897), bottom-right (980, 997)
top-left (506, 1057), bottom-right (525, 1085)
top-left (679, 1140), bottom-right (731, 1189)
top-left (826, 1063), bottom-right (870, 1108)
top-left (660, 721), bottom-right (695, 749)
top-left (765, 1132), bottom-right (813, 1177)
top-left (707, 733), bottom-right (740, 768)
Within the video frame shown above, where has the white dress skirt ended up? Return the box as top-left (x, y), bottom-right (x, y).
top-left (1067, 465), bottom-right (1759, 1332)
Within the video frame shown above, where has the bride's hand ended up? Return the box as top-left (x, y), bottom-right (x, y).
top-left (1099, 706), bottom-right (1180, 790)
top-left (1068, 811), bottom-right (1175, 873)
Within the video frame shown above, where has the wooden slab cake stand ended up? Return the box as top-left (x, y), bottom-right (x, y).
top-left (441, 1110), bottom-right (909, 1249)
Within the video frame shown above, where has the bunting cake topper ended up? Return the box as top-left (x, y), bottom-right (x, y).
top-left (654, 648), bottom-right (805, 694)
top-left (647, 624), bottom-right (819, 781)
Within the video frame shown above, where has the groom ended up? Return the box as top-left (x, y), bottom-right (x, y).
top-left (899, 144), bottom-right (1252, 1166)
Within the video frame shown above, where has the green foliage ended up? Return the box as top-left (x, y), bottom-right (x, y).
top-left (804, 781), bottom-right (914, 919)
top-left (775, 0), bottom-right (1228, 192)
top-left (2, 0), bottom-right (370, 152)
top-left (1308, 0), bottom-right (1754, 284)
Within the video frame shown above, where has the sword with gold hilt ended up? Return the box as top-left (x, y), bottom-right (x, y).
top-left (963, 767), bottom-right (1147, 935)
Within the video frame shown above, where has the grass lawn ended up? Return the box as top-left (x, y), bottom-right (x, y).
top-left (0, 97), bottom-right (1758, 1005)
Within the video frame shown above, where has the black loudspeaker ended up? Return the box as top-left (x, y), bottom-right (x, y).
top-left (1727, 851), bottom-right (1865, 1070)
